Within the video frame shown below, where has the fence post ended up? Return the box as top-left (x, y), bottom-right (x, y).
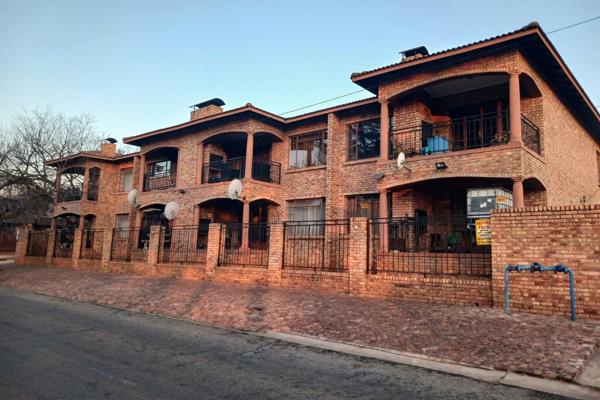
top-left (71, 229), bottom-right (83, 269)
top-left (348, 217), bottom-right (368, 296)
top-left (46, 230), bottom-right (56, 266)
top-left (147, 226), bottom-right (162, 266)
top-left (101, 229), bottom-right (113, 269)
top-left (205, 223), bottom-right (222, 277)
top-left (14, 226), bottom-right (30, 265)
top-left (267, 223), bottom-right (284, 286)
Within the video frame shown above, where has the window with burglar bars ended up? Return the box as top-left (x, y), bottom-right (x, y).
top-left (283, 219), bottom-right (350, 271)
top-left (368, 216), bottom-right (491, 277)
top-left (218, 223), bottom-right (269, 267)
top-left (26, 230), bottom-right (49, 257)
top-left (289, 130), bottom-right (327, 169)
top-left (348, 119), bottom-right (380, 161)
top-left (119, 168), bottom-right (133, 192)
top-left (347, 194), bottom-right (379, 219)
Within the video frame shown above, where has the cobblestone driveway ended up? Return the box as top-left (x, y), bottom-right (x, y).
top-left (1, 264), bottom-right (598, 381)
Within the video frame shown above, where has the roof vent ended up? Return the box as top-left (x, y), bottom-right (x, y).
top-left (400, 46), bottom-right (429, 62)
top-left (190, 98), bottom-right (225, 121)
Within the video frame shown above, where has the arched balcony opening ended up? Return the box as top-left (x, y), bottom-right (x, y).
top-left (57, 167), bottom-right (85, 203)
top-left (142, 148), bottom-right (178, 192)
top-left (523, 177), bottom-right (547, 207)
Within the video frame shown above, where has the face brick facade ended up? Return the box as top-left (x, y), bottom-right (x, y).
top-left (17, 23), bottom-right (600, 318)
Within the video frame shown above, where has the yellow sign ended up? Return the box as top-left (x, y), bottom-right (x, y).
top-left (475, 219), bottom-right (492, 245)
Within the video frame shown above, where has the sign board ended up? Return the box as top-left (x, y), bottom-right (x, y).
top-left (475, 219), bottom-right (492, 245)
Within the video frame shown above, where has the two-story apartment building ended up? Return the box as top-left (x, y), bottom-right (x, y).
top-left (46, 23), bottom-right (600, 256)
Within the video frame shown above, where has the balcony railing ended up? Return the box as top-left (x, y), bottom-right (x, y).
top-left (390, 111), bottom-right (510, 158)
top-left (521, 115), bottom-right (541, 154)
top-left (252, 160), bottom-right (281, 184)
top-left (202, 157), bottom-right (245, 184)
top-left (56, 187), bottom-right (83, 203)
top-left (144, 169), bottom-right (177, 191)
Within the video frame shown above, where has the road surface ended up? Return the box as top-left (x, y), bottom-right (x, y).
top-left (0, 286), bottom-right (566, 399)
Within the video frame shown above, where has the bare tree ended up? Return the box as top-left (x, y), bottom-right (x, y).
top-left (0, 107), bottom-right (102, 225)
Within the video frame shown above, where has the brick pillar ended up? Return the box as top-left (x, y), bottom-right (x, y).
top-left (101, 228), bottom-right (113, 268)
top-left (242, 201), bottom-right (250, 248)
top-left (81, 166), bottom-right (90, 201)
top-left (379, 190), bottom-right (389, 251)
top-left (509, 71), bottom-right (522, 144)
top-left (348, 217), bottom-right (368, 296)
top-left (71, 229), bottom-right (83, 268)
top-left (267, 223), bottom-right (284, 286)
top-left (138, 153), bottom-right (146, 192)
top-left (14, 226), bottom-right (30, 264)
top-left (147, 225), bottom-right (162, 266)
top-left (196, 142), bottom-right (204, 185)
top-left (379, 99), bottom-right (390, 162)
top-left (245, 132), bottom-right (254, 179)
top-left (46, 230), bottom-right (56, 265)
top-left (205, 223), bottom-right (222, 277)
top-left (512, 177), bottom-right (525, 209)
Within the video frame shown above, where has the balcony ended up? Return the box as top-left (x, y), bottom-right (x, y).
top-left (57, 187), bottom-right (83, 203)
top-left (252, 160), bottom-right (281, 184)
top-left (144, 169), bottom-right (177, 191)
top-left (202, 157), bottom-right (245, 184)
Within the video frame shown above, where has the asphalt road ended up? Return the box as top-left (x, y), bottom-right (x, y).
top-left (0, 286), bottom-right (567, 400)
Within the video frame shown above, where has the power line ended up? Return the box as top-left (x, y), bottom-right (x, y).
top-left (276, 16), bottom-right (600, 118)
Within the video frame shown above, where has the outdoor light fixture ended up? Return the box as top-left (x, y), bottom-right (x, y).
top-left (435, 162), bottom-right (448, 170)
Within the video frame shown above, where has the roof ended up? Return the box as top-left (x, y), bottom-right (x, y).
top-left (46, 150), bottom-right (138, 167)
top-left (350, 22), bottom-right (600, 137)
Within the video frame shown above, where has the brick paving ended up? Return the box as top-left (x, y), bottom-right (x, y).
top-left (1, 264), bottom-right (599, 381)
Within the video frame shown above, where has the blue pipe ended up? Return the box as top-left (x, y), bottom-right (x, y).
top-left (504, 262), bottom-right (576, 321)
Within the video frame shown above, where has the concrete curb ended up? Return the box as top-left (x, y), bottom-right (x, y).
top-left (3, 285), bottom-right (599, 400)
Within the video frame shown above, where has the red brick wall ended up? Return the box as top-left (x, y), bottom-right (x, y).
top-left (491, 204), bottom-right (600, 319)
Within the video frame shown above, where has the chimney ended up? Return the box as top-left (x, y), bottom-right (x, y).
top-left (100, 138), bottom-right (117, 157)
top-left (190, 98), bottom-right (225, 121)
top-left (400, 46), bottom-right (429, 63)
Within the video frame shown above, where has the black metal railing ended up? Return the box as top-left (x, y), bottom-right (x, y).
top-left (80, 229), bottom-right (104, 260)
top-left (53, 229), bottom-right (75, 258)
top-left (56, 187), bottom-right (83, 203)
top-left (218, 223), bottom-right (269, 267)
top-left (26, 230), bottom-right (49, 257)
top-left (0, 230), bottom-right (16, 252)
top-left (252, 160), bottom-right (281, 184)
top-left (159, 225), bottom-right (208, 263)
top-left (368, 216), bottom-right (491, 277)
top-left (143, 169), bottom-right (177, 191)
top-left (110, 227), bottom-right (149, 261)
top-left (390, 111), bottom-right (509, 158)
top-left (521, 114), bottom-right (541, 154)
top-left (283, 219), bottom-right (350, 271)
top-left (202, 157), bottom-right (245, 184)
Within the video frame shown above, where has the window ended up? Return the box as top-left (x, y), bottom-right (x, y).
top-left (119, 168), bottom-right (133, 192)
top-left (348, 119), bottom-right (380, 161)
top-left (287, 198), bottom-right (325, 222)
top-left (148, 160), bottom-right (173, 176)
top-left (347, 194), bottom-right (379, 219)
top-left (289, 130), bottom-right (327, 169)
top-left (115, 214), bottom-right (129, 238)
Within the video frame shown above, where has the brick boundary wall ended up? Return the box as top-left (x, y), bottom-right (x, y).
top-left (491, 204), bottom-right (600, 319)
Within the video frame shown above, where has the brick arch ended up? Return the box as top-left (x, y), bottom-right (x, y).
top-left (519, 72), bottom-right (543, 98)
top-left (197, 196), bottom-right (244, 206)
top-left (379, 172), bottom-right (514, 191)
top-left (250, 197), bottom-right (281, 207)
top-left (385, 71), bottom-right (510, 103)
top-left (141, 145), bottom-right (179, 156)
top-left (200, 130), bottom-right (249, 143)
top-left (254, 130), bottom-right (285, 142)
top-left (523, 176), bottom-right (548, 207)
top-left (138, 202), bottom-right (166, 211)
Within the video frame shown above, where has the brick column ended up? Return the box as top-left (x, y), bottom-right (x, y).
top-left (138, 153), bottom-right (146, 192)
top-left (245, 132), bottom-right (254, 179)
top-left (348, 217), bottom-right (368, 296)
top-left (378, 190), bottom-right (389, 251)
top-left (46, 230), bottom-right (56, 265)
top-left (512, 177), bottom-right (525, 209)
top-left (196, 142), bottom-right (204, 185)
top-left (267, 223), bottom-right (284, 286)
top-left (509, 71), bottom-right (522, 144)
top-left (71, 229), bottom-right (83, 268)
top-left (147, 225), bottom-right (162, 266)
top-left (14, 226), bottom-right (30, 264)
top-left (242, 201), bottom-right (250, 248)
top-left (379, 99), bottom-right (390, 162)
top-left (81, 166), bottom-right (90, 201)
top-left (101, 228), bottom-right (113, 268)
top-left (205, 223), bottom-right (222, 277)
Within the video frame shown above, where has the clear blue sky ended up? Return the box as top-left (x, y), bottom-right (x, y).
top-left (1, 0), bottom-right (599, 142)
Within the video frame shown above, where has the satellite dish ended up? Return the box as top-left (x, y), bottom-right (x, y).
top-left (164, 201), bottom-right (180, 220)
top-left (127, 189), bottom-right (138, 206)
top-left (397, 152), bottom-right (406, 169)
top-left (227, 179), bottom-right (243, 200)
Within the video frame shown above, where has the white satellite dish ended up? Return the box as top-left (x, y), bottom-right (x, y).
top-left (127, 189), bottom-right (138, 207)
top-left (164, 201), bottom-right (180, 220)
top-left (397, 152), bottom-right (406, 169)
top-left (227, 179), bottom-right (243, 200)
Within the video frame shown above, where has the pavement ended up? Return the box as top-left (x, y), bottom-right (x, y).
top-left (0, 286), bottom-right (572, 399)
top-left (0, 264), bottom-right (599, 385)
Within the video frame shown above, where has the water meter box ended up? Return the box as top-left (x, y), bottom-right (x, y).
top-left (467, 188), bottom-right (513, 218)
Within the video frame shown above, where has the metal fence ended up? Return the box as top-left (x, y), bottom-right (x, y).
top-left (368, 216), bottom-right (491, 277)
top-left (252, 160), bottom-right (281, 184)
top-left (521, 114), bottom-right (541, 154)
top-left (202, 157), bottom-right (245, 184)
top-left (159, 225), bottom-right (208, 263)
top-left (218, 223), bottom-right (269, 267)
top-left (283, 220), bottom-right (350, 271)
top-left (110, 228), bottom-right (149, 262)
top-left (0, 229), bottom-right (17, 252)
top-left (53, 229), bottom-right (75, 258)
top-left (80, 229), bottom-right (104, 260)
top-left (26, 230), bottom-right (49, 257)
